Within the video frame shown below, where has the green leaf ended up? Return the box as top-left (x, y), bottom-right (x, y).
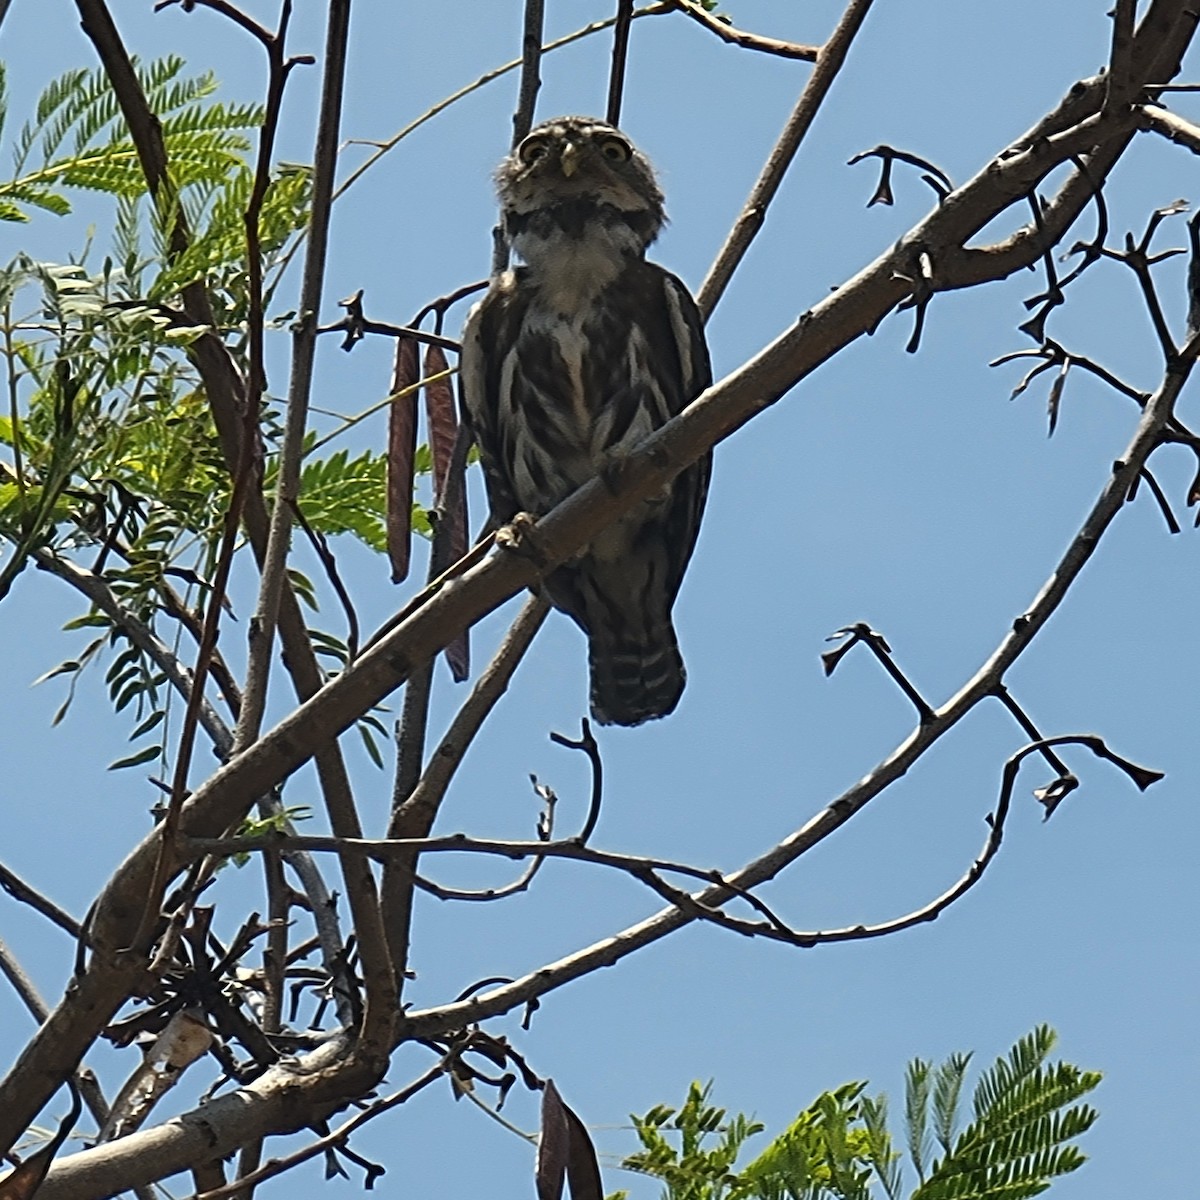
top-left (31, 658), bottom-right (81, 686)
top-left (357, 718), bottom-right (385, 769)
top-left (107, 743), bottom-right (162, 771)
top-left (906, 1058), bottom-right (933, 1181)
top-left (291, 447), bottom-right (389, 553)
top-left (913, 1027), bottom-right (1100, 1200)
top-left (932, 1052), bottom-right (971, 1154)
top-left (129, 709), bottom-right (167, 740)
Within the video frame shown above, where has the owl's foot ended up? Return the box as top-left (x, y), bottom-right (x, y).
top-left (597, 447), bottom-right (634, 495)
top-left (495, 511), bottom-right (550, 569)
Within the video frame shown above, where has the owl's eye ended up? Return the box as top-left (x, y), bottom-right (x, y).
top-left (599, 136), bottom-right (632, 163)
top-left (518, 136), bottom-right (550, 165)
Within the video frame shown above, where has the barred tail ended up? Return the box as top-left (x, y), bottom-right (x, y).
top-left (587, 619), bottom-right (686, 727)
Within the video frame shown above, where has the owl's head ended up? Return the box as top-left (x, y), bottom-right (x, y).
top-left (495, 116), bottom-right (666, 252)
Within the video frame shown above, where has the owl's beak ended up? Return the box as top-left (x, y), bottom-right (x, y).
top-left (559, 142), bottom-right (580, 178)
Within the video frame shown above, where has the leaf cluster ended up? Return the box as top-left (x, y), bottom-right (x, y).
top-left (0, 58), bottom-right (412, 763)
top-left (0, 56), bottom-right (261, 223)
top-left (617, 1027), bottom-right (1099, 1200)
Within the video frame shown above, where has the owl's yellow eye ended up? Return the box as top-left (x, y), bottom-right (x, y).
top-left (518, 136), bottom-right (550, 165)
top-left (599, 137), bottom-right (631, 163)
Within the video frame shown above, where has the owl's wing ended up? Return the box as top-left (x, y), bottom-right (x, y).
top-left (638, 265), bottom-right (713, 607)
top-left (459, 280), bottom-right (524, 525)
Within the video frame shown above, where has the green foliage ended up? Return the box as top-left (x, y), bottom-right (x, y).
top-left (621, 1082), bottom-right (765, 1200)
top-left (0, 56), bottom-right (261, 221)
top-left (618, 1029), bottom-right (1099, 1200)
top-left (0, 57), bottom-right (394, 764)
top-left (732, 1083), bottom-right (879, 1200)
top-left (293, 446), bottom-right (388, 554)
top-left (0, 254), bottom-right (231, 607)
top-left (911, 1027), bottom-right (1100, 1200)
top-left (225, 805), bottom-right (314, 867)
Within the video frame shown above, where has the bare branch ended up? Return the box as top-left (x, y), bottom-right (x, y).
top-left (549, 720), bottom-right (603, 844)
top-left (381, 596), bottom-right (549, 990)
top-left (665, 0), bottom-right (818, 61)
top-left (698, 0), bottom-right (877, 318)
top-left (512, 0), bottom-right (545, 146)
top-left (319, 290), bottom-right (465, 353)
top-left (607, 0), bottom-right (636, 126)
top-left (991, 684), bottom-right (1074, 781)
top-left (397, 355), bottom-right (1190, 1037)
top-left (847, 144), bottom-right (954, 207)
top-left (1140, 102), bottom-right (1200, 153)
top-left (1105, 0), bottom-right (1137, 111)
top-left (822, 623), bottom-right (936, 723)
top-left (189, 1066), bottom-right (444, 1200)
top-left (0, 862), bottom-right (84, 943)
top-left (232, 0), bottom-right (309, 753)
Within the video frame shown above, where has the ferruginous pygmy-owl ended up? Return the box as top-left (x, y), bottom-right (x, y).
top-left (460, 116), bottom-right (712, 726)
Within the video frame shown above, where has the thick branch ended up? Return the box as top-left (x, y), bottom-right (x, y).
top-left (401, 361), bottom-right (1190, 1037)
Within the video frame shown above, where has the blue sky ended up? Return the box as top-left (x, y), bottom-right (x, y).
top-left (0, 2), bottom-right (1197, 1197)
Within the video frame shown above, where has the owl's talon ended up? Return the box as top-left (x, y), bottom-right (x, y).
top-left (496, 512), bottom-right (550, 569)
top-left (598, 448), bottom-right (633, 495)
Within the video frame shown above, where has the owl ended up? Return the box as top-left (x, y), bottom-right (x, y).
top-left (460, 116), bottom-right (712, 726)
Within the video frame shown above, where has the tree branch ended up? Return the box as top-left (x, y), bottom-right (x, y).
top-left (399, 355), bottom-right (1191, 1037)
top-left (698, 0), bottom-right (877, 318)
top-left (665, 0), bottom-right (818, 62)
top-left (1139, 102), bottom-right (1200, 153)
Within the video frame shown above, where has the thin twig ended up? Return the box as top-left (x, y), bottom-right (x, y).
top-left (549, 720), bottom-right (603, 843)
top-left (698, 0), bottom-right (876, 318)
top-left (155, 0), bottom-right (276, 45)
top-left (991, 684), bottom-right (1073, 778)
top-left (1132, 464), bottom-right (1183, 533)
top-left (191, 1066), bottom-right (444, 1200)
top-left (822, 623), bottom-right (935, 723)
top-left (607, 0), bottom-right (636, 127)
top-left (304, 366), bottom-right (455, 457)
top-left (289, 501), bottom-right (361, 660)
top-left (380, 596), bottom-right (550, 994)
top-left (32, 548), bottom-right (234, 757)
top-left (665, 0), bottom-right (818, 61)
top-left (233, 0), bottom-right (330, 753)
top-left (491, 0), bottom-right (546, 274)
top-left (0, 862), bottom-right (85, 942)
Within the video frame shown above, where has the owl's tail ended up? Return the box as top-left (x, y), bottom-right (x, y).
top-left (587, 619), bottom-right (685, 727)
